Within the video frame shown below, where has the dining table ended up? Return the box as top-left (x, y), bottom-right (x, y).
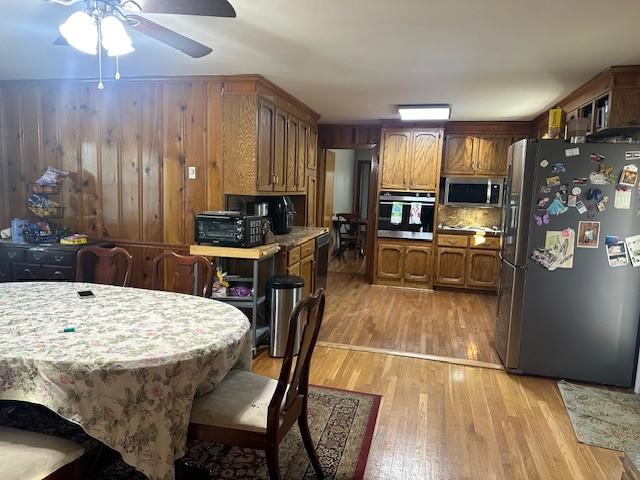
top-left (0, 281), bottom-right (252, 480)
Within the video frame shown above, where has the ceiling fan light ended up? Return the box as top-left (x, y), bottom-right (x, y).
top-left (101, 16), bottom-right (135, 57)
top-left (59, 11), bottom-right (98, 55)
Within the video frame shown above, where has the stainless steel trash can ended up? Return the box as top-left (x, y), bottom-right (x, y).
top-left (267, 275), bottom-right (304, 357)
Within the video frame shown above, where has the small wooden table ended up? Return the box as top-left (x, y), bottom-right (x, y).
top-left (190, 243), bottom-right (281, 353)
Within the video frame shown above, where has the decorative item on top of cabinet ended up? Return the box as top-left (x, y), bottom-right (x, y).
top-left (380, 128), bottom-right (443, 191)
top-left (442, 135), bottom-right (512, 177)
top-left (375, 239), bottom-right (432, 289)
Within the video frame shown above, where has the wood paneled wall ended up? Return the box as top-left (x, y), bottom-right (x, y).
top-left (0, 77), bottom-right (224, 287)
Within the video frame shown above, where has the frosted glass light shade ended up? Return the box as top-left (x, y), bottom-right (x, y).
top-left (101, 16), bottom-right (134, 57)
top-left (59, 11), bottom-right (98, 55)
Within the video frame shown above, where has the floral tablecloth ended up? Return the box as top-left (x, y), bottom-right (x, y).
top-left (0, 282), bottom-right (251, 480)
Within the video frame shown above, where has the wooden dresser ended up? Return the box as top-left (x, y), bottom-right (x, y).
top-left (0, 241), bottom-right (86, 282)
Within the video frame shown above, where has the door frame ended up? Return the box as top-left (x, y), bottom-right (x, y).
top-left (317, 143), bottom-right (379, 283)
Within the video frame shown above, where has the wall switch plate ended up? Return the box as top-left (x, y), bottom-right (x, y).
top-left (188, 166), bottom-right (197, 180)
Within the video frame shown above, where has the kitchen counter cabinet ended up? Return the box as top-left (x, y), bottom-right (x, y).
top-left (434, 233), bottom-right (500, 291)
top-left (273, 227), bottom-right (328, 251)
top-left (375, 239), bottom-right (433, 289)
top-left (273, 227), bottom-right (328, 294)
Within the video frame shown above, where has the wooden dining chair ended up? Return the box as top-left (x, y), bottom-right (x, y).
top-left (0, 426), bottom-right (85, 480)
top-left (335, 213), bottom-right (362, 260)
top-left (152, 251), bottom-right (214, 298)
top-left (75, 245), bottom-right (133, 287)
top-left (187, 289), bottom-right (326, 480)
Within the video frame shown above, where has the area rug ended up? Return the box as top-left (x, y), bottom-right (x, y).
top-left (0, 385), bottom-right (381, 480)
top-left (558, 380), bottom-right (640, 456)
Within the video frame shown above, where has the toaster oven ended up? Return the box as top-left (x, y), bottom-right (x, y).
top-left (195, 212), bottom-right (265, 248)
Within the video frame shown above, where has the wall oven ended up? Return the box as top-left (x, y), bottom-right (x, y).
top-left (444, 177), bottom-right (504, 207)
top-left (378, 191), bottom-right (435, 240)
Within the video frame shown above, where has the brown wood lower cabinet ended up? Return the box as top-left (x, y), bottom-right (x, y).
top-left (285, 239), bottom-right (315, 295)
top-left (375, 240), bottom-right (432, 289)
top-left (434, 234), bottom-right (500, 291)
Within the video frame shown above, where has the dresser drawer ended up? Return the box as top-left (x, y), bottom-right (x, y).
top-left (437, 234), bottom-right (469, 248)
top-left (470, 236), bottom-right (501, 250)
top-left (288, 246), bottom-right (301, 266)
top-left (0, 262), bottom-right (10, 282)
top-left (26, 248), bottom-right (76, 266)
top-left (300, 239), bottom-right (315, 259)
top-left (0, 247), bottom-right (25, 263)
top-left (12, 263), bottom-right (43, 280)
top-left (42, 265), bottom-right (74, 281)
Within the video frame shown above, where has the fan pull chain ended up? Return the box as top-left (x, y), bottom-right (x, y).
top-left (115, 56), bottom-right (121, 80)
top-left (97, 18), bottom-right (104, 90)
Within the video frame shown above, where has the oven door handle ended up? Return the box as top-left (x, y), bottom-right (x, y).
top-left (379, 201), bottom-right (435, 206)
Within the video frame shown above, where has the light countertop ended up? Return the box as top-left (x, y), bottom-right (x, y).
top-left (273, 226), bottom-right (329, 251)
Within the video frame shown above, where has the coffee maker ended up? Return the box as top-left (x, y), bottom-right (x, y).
top-left (266, 196), bottom-right (295, 234)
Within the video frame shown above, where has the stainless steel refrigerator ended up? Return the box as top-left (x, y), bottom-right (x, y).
top-left (496, 139), bottom-right (640, 387)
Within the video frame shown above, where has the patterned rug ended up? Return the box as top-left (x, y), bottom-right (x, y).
top-left (0, 385), bottom-right (380, 480)
top-left (558, 380), bottom-right (640, 460)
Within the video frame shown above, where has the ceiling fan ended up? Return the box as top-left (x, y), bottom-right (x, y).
top-left (47, 0), bottom-right (236, 88)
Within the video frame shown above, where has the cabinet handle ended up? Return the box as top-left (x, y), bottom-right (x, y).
top-left (33, 253), bottom-right (44, 261)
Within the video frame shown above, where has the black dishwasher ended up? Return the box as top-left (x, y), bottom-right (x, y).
top-left (314, 233), bottom-right (330, 291)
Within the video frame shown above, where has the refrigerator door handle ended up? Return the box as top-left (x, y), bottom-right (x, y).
top-left (499, 252), bottom-right (527, 270)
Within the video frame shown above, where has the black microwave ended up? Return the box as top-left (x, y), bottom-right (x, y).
top-left (195, 212), bottom-right (265, 248)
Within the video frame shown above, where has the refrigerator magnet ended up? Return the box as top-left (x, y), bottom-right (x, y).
top-left (624, 235), bottom-right (640, 267)
top-left (577, 221), bottom-right (600, 248)
top-left (540, 159), bottom-right (549, 168)
top-left (614, 188), bottom-right (632, 209)
top-left (552, 163), bottom-right (566, 173)
top-left (537, 197), bottom-right (551, 209)
top-left (596, 201), bottom-right (606, 212)
top-left (547, 196), bottom-right (568, 216)
top-left (571, 186), bottom-right (582, 195)
top-left (546, 176), bottom-right (561, 187)
top-left (625, 151), bottom-right (640, 161)
top-left (619, 164), bottom-right (638, 187)
top-left (573, 177), bottom-right (588, 185)
top-left (575, 200), bottom-right (587, 214)
top-left (605, 235), bottom-right (629, 267)
top-left (565, 147), bottom-right (580, 157)
top-left (589, 171), bottom-right (609, 185)
top-left (567, 195), bottom-right (577, 207)
top-left (590, 153), bottom-right (605, 163)
top-left (539, 185), bottom-right (552, 194)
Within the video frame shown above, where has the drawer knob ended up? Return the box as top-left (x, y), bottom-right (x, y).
top-left (33, 253), bottom-right (44, 261)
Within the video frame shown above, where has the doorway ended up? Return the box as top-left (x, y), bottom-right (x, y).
top-left (318, 148), bottom-right (374, 277)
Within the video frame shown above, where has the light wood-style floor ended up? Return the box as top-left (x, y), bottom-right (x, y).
top-left (254, 346), bottom-right (624, 480)
top-left (321, 258), bottom-right (501, 364)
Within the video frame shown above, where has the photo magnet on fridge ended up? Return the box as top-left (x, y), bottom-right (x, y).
top-left (540, 159), bottom-right (549, 168)
top-left (567, 195), bottom-right (577, 207)
top-left (590, 153), bottom-right (605, 164)
top-left (546, 176), bottom-right (561, 187)
top-left (619, 164), bottom-right (638, 187)
top-left (625, 235), bottom-right (640, 267)
top-left (575, 200), bottom-right (587, 214)
top-left (577, 221), bottom-right (600, 248)
top-left (552, 163), bottom-right (566, 173)
top-left (625, 151), bottom-right (640, 161)
top-left (614, 188), bottom-right (632, 209)
top-left (545, 229), bottom-right (575, 269)
top-left (565, 148), bottom-right (580, 157)
top-left (605, 235), bottom-right (629, 267)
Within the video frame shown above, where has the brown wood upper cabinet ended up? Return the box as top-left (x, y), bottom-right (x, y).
top-left (380, 128), bottom-right (443, 191)
top-left (223, 78), bottom-right (319, 196)
top-left (442, 134), bottom-right (512, 177)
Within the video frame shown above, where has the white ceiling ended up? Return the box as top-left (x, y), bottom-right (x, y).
top-left (1, 0), bottom-right (640, 123)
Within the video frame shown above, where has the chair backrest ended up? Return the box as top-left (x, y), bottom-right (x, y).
top-left (75, 246), bottom-right (133, 287)
top-left (151, 251), bottom-right (214, 298)
top-left (268, 289), bottom-right (325, 433)
top-left (336, 213), bottom-right (357, 238)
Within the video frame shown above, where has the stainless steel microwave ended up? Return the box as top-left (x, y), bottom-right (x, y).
top-left (443, 177), bottom-right (504, 207)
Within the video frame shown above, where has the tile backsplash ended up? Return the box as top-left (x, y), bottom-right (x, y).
top-left (438, 206), bottom-right (502, 229)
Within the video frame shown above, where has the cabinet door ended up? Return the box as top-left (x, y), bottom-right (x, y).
top-left (377, 242), bottom-right (404, 281)
top-left (307, 126), bottom-right (317, 170)
top-left (273, 108), bottom-right (288, 191)
top-left (381, 130), bottom-right (411, 190)
top-left (300, 255), bottom-right (314, 296)
top-left (287, 262), bottom-right (301, 277)
top-left (257, 99), bottom-right (275, 192)
top-left (442, 135), bottom-right (475, 175)
top-left (475, 135), bottom-right (511, 176)
top-left (466, 249), bottom-right (499, 289)
top-left (408, 130), bottom-right (441, 191)
top-left (306, 172), bottom-right (317, 226)
top-left (297, 122), bottom-right (308, 192)
top-left (286, 116), bottom-right (298, 192)
top-left (434, 247), bottom-right (467, 286)
top-left (403, 245), bottom-right (432, 285)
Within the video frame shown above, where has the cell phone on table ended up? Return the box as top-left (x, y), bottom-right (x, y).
top-left (77, 290), bottom-right (95, 299)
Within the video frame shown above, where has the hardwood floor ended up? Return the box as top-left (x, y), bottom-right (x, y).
top-left (253, 346), bottom-right (624, 480)
top-left (321, 262), bottom-right (501, 364)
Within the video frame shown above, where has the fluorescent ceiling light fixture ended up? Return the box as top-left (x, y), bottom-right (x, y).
top-left (59, 11), bottom-right (98, 55)
top-left (101, 16), bottom-right (135, 57)
top-left (398, 105), bottom-right (451, 121)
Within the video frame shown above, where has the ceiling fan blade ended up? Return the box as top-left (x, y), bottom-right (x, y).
top-left (53, 36), bottom-right (69, 46)
top-left (128, 15), bottom-right (213, 58)
top-left (131, 0), bottom-right (236, 17)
